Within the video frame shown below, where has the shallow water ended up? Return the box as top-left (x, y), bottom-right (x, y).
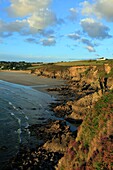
top-left (0, 80), bottom-right (56, 169)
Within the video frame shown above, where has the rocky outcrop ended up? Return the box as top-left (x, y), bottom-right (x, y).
top-left (6, 120), bottom-right (76, 170)
top-left (68, 90), bottom-right (102, 120)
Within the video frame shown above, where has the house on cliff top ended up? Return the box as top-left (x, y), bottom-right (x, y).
top-left (96, 57), bottom-right (107, 61)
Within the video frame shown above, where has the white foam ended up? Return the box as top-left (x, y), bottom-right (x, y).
top-left (17, 118), bottom-right (21, 125)
top-left (25, 122), bottom-right (29, 128)
top-left (9, 101), bottom-right (18, 111)
top-left (39, 104), bottom-right (42, 108)
top-left (45, 110), bottom-right (49, 113)
top-left (28, 130), bottom-right (30, 135)
top-left (26, 129), bottom-right (31, 135)
top-left (25, 116), bottom-right (29, 120)
top-left (10, 112), bottom-right (15, 116)
top-left (13, 106), bottom-right (16, 110)
top-left (9, 102), bottom-right (12, 105)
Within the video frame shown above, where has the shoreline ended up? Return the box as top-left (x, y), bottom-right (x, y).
top-left (0, 71), bottom-right (80, 169)
top-left (0, 71), bottom-right (68, 170)
top-left (0, 71), bottom-right (66, 96)
top-left (1, 64), bottom-right (113, 169)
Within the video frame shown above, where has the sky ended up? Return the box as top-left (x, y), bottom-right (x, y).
top-left (0, 0), bottom-right (113, 62)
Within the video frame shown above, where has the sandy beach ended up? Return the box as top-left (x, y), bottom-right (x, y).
top-left (0, 71), bottom-right (65, 95)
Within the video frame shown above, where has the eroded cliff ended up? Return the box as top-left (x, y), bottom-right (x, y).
top-left (33, 62), bottom-right (113, 170)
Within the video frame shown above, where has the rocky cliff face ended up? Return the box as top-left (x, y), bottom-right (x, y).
top-left (55, 64), bottom-right (113, 170)
top-left (32, 63), bottom-right (113, 170)
top-left (57, 90), bottom-right (113, 170)
top-left (34, 64), bottom-right (113, 89)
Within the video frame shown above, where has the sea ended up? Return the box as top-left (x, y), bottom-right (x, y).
top-left (0, 80), bottom-right (56, 169)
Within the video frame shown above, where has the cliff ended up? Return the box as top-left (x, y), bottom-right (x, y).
top-left (32, 62), bottom-right (113, 170)
top-left (57, 90), bottom-right (113, 170)
top-left (32, 62), bottom-right (113, 89)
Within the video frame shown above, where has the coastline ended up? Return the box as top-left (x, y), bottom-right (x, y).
top-left (0, 70), bottom-right (96, 170)
top-left (0, 71), bottom-right (69, 169)
top-left (0, 70), bottom-right (101, 170)
top-left (1, 69), bottom-right (110, 170)
top-left (0, 71), bottom-right (65, 96)
top-left (1, 62), bottom-right (112, 169)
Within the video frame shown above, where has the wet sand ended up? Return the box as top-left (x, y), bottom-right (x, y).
top-left (0, 71), bottom-right (65, 95)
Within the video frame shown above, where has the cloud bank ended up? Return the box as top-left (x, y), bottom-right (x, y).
top-left (0, 0), bottom-right (113, 54)
top-left (7, 0), bottom-right (52, 17)
top-left (81, 18), bottom-right (112, 39)
top-left (0, 0), bottom-right (57, 37)
top-left (82, 0), bottom-right (113, 22)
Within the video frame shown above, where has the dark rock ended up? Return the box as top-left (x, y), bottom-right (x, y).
top-left (0, 145), bottom-right (8, 151)
top-left (65, 117), bottom-right (83, 124)
top-left (82, 84), bottom-right (91, 91)
top-left (38, 117), bottom-right (45, 120)
top-left (18, 107), bottom-right (23, 110)
top-left (31, 108), bottom-right (37, 110)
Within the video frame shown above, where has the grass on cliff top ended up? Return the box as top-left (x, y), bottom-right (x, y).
top-left (79, 90), bottom-right (113, 169)
top-left (28, 59), bottom-right (113, 70)
top-left (55, 59), bottom-right (113, 66)
top-left (28, 63), bottom-right (70, 71)
top-left (60, 90), bottom-right (113, 170)
top-left (78, 89), bottom-right (113, 147)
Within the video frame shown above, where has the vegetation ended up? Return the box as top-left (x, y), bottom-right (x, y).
top-left (0, 61), bottom-right (32, 70)
top-left (58, 90), bottom-right (113, 170)
top-left (54, 59), bottom-right (113, 67)
top-left (1, 59), bottom-right (113, 72)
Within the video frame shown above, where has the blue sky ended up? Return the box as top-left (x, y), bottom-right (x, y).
top-left (0, 0), bottom-right (113, 62)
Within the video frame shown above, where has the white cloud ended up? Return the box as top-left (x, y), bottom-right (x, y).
top-left (82, 0), bottom-right (113, 22)
top-left (85, 45), bottom-right (96, 52)
top-left (0, 19), bottom-right (29, 37)
top-left (67, 33), bottom-right (80, 40)
top-left (0, 0), bottom-right (59, 39)
top-left (27, 9), bottom-right (57, 30)
top-left (81, 18), bottom-right (112, 39)
top-left (82, 1), bottom-right (93, 16)
top-left (6, 0), bottom-right (57, 31)
top-left (7, 0), bottom-right (51, 17)
top-left (80, 37), bottom-right (96, 52)
top-left (8, 20), bottom-right (28, 32)
top-left (68, 8), bottom-right (77, 21)
top-left (40, 37), bottom-right (56, 46)
top-left (70, 8), bottom-right (76, 13)
top-left (81, 38), bottom-right (93, 46)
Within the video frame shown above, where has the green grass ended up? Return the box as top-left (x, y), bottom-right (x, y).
top-left (28, 59), bottom-right (113, 71)
top-left (54, 59), bottom-right (112, 67)
top-left (93, 162), bottom-right (102, 170)
top-left (79, 90), bottom-right (113, 146)
top-left (28, 63), bottom-right (70, 72)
